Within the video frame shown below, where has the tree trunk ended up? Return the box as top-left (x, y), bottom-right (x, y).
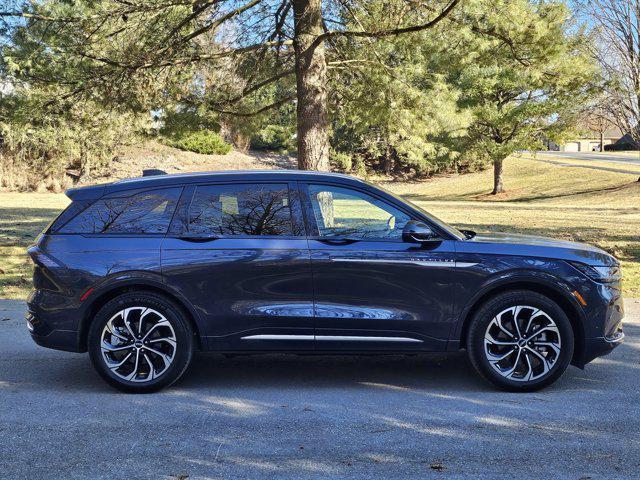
top-left (600, 131), bottom-right (604, 152)
top-left (383, 144), bottom-right (393, 174)
top-left (293, 0), bottom-right (330, 171)
top-left (492, 158), bottom-right (504, 194)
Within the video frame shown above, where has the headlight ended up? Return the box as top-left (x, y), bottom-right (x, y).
top-left (568, 261), bottom-right (621, 283)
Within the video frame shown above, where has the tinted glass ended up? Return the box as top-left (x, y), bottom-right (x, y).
top-left (48, 200), bottom-right (91, 233)
top-left (307, 185), bottom-right (411, 240)
top-left (188, 183), bottom-right (293, 236)
top-left (59, 188), bottom-right (182, 234)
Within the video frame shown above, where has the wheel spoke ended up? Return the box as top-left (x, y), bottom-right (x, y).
top-left (523, 308), bottom-right (540, 336)
top-left (138, 307), bottom-right (149, 335)
top-left (528, 325), bottom-right (559, 341)
top-left (101, 341), bottom-right (133, 352)
top-left (511, 306), bottom-right (523, 338)
top-left (485, 333), bottom-right (518, 346)
top-left (487, 348), bottom-right (516, 363)
top-left (503, 349), bottom-right (522, 377)
top-left (143, 352), bottom-right (156, 380)
top-left (122, 308), bottom-right (137, 339)
top-left (495, 311), bottom-right (516, 339)
top-left (144, 346), bottom-right (173, 369)
top-left (148, 336), bottom-right (177, 348)
top-left (106, 322), bottom-right (129, 342)
top-left (521, 351), bottom-right (534, 381)
top-left (532, 341), bottom-right (561, 356)
top-left (525, 346), bottom-right (552, 375)
top-left (141, 319), bottom-right (171, 341)
top-left (106, 351), bottom-right (133, 370)
top-left (126, 350), bottom-right (141, 381)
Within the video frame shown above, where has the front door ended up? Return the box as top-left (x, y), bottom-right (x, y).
top-left (301, 183), bottom-right (457, 351)
top-left (162, 182), bottom-right (315, 351)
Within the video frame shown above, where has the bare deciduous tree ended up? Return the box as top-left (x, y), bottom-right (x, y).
top-left (578, 0), bottom-right (640, 143)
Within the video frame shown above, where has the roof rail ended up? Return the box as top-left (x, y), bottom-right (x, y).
top-left (142, 169), bottom-right (167, 177)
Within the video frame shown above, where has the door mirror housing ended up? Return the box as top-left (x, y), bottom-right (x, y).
top-left (402, 220), bottom-right (441, 243)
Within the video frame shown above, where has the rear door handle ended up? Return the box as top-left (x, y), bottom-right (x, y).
top-left (176, 235), bottom-right (219, 243)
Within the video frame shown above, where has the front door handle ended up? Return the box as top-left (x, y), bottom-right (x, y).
top-left (316, 237), bottom-right (360, 245)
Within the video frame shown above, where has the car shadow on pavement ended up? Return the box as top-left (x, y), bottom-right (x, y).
top-left (181, 351), bottom-right (486, 392)
top-left (2, 312), bottom-right (636, 396)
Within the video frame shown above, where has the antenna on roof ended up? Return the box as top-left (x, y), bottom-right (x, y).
top-left (142, 169), bottom-right (167, 177)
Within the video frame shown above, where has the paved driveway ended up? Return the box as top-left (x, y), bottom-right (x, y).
top-left (1, 299), bottom-right (639, 479)
top-left (533, 150), bottom-right (640, 165)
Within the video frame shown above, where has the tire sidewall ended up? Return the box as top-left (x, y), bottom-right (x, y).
top-left (468, 291), bottom-right (574, 391)
top-left (88, 292), bottom-right (193, 393)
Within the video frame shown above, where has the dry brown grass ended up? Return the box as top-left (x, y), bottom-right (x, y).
top-left (91, 140), bottom-right (297, 182)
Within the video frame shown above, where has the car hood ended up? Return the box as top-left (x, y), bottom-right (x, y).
top-left (463, 232), bottom-right (618, 266)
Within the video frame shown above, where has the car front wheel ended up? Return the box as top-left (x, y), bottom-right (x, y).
top-left (88, 291), bottom-right (194, 393)
top-left (467, 290), bottom-right (574, 391)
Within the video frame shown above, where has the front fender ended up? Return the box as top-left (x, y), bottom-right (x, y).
top-left (451, 267), bottom-right (586, 343)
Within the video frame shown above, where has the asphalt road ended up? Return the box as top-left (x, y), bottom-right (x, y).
top-left (1, 299), bottom-right (639, 479)
top-left (533, 150), bottom-right (640, 165)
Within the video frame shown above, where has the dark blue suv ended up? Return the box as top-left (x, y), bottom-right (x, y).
top-left (27, 171), bottom-right (624, 392)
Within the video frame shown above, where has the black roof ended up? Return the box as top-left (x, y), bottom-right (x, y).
top-left (65, 170), bottom-right (367, 200)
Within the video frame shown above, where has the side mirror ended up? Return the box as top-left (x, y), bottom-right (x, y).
top-left (402, 220), bottom-right (441, 243)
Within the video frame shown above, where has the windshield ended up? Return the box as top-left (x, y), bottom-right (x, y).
top-left (371, 182), bottom-right (467, 241)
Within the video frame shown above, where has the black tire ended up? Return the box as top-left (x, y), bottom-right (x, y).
top-left (467, 290), bottom-right (574, 392)
top-left (88, 291), bottom-right (194, 393)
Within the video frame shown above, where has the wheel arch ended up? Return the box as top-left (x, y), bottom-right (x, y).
top-left (456, 280), bottom-right (586, 366)
top-left (77, 281), bottom-right (204, 353)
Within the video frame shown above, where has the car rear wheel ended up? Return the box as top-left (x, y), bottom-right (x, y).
top-left (467, 290), bottom-right (574, 391)
top-left (88, 291), bottom-right (194, 393)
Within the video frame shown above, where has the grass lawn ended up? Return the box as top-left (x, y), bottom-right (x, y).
top-left (0, 193), bottom-right (69, 299)
top-left (1, 156), bottom-right (639, 299)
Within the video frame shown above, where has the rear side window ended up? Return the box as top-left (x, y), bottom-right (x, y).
top-left (188, 183), bottom-right (293, 236)
top-left (58, 188), bottom-right (182, 234)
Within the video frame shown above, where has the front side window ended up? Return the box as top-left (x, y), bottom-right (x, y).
top-left (188, 183), bottom-right (293, 236)
top-left (307, 185), bottom-right (411, 240)
top-left (59, 188), bottom-right (182, 234)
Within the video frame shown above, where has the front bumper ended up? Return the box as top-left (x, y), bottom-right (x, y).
top-left (581, 323), bottom-right (625, 365)
top-left (576, 280), bottom-right (624, 367)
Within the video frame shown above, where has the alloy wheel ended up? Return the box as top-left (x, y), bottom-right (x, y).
top-left (100, 307), bottom-right (177, 382)
top-left (484, 305), bottom-right (561, 382)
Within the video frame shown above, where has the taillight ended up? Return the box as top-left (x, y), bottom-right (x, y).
top-left (27, 246), bottom-right (66, 292)
top-left (28, 250), bottom-right (62, 269)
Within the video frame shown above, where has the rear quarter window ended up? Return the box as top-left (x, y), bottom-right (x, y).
top-left (58, 187), bottom-right (182, 234)
top-left (47, 200), bottom-right (91, 234)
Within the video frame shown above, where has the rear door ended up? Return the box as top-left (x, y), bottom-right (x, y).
top-left (161, 181), bottom-right (315, 351)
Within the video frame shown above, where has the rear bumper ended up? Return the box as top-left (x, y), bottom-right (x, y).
top-left (26, 308), bottom-right (82, 353)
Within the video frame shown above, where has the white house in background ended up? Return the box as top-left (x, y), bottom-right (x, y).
top-left (545, 115), bottom-right (624, 152)
top-left (557, 126), bottom-right (623, 152)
